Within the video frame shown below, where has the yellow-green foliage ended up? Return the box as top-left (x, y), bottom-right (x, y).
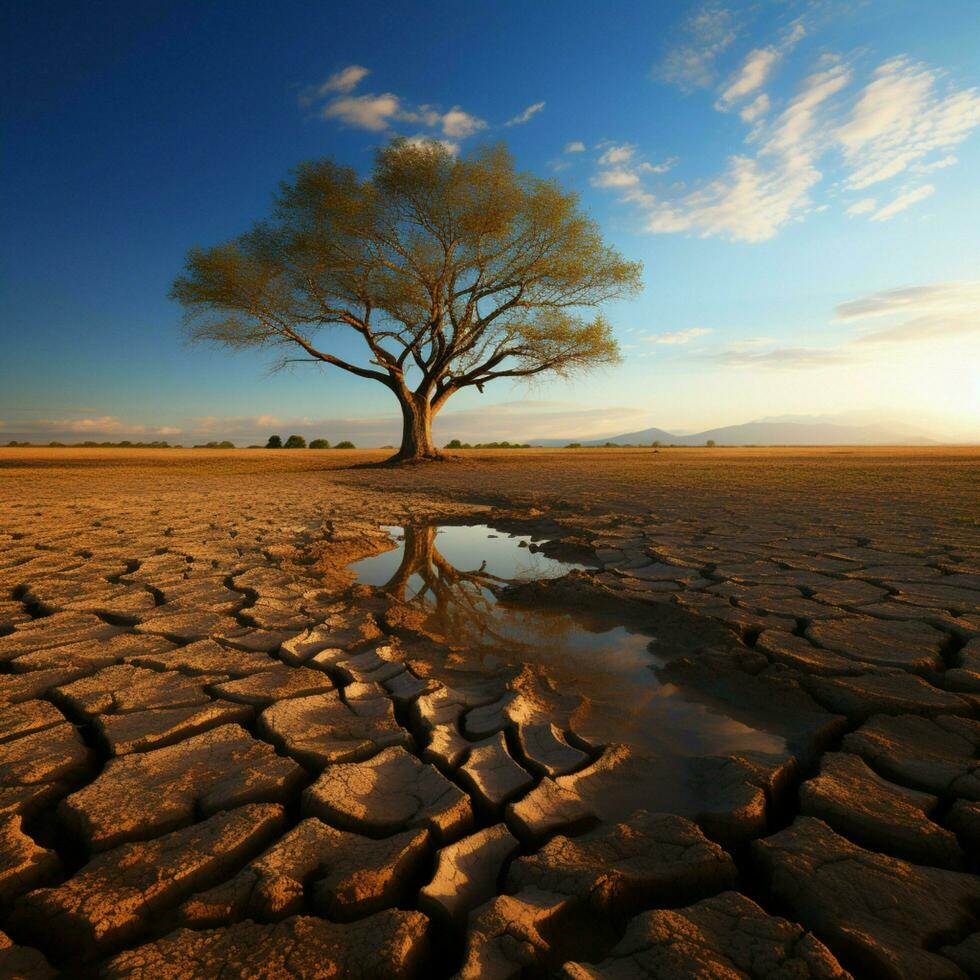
top-left (172, 140), bottom-right (642, 458)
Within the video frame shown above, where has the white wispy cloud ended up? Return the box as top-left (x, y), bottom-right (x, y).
top-left (765, 60), bottom-right (850, 157)
top-left (307, 70), bottom-right (487, 142)
top-left (783, 19), bottom-right (806, 48)
top-left (715, 16), bottom-right (804, 112)
top-left (717, 47), bottom-right (780, 109)
top-left (506, 101), bottom-right (545, 126)
top-left (644, 327), bottom-right (713, 344)
top-left (640, 62), bottom-right (850, 242)
top-left (317, 65), bottom-right (370, 96)
top-left (870, 184), bottom-right (935, 221)
top-left (592, 168), bottom-right (640, 188)
top-left (652, 5), bottom-right (738, 91)
top-left (9, 416), bottom-right (183, 437)
top-left (299, 65), bottom-right (371, 105)
top-left (842, 281), bottom-right (980, 345)
top-left (740, 93), bottom-right (770, 123)
top-left (706, 280), bottom-right (980, 368)
top-left (838, 57), bottom-right (980, 189)
top-left (836, 280), bottom-right (980, 321)
top-left (591, 144), bottom-right (674, 192)
top-left (913, 154), bottom-right (958, 173)
top-left (856, 313), bottom-right (980, 344)
top-left (711, 346), bottom-right (853, 368)
top-left (598, 143), bottom-right (635, 165)
top-left (639, 159), bottom-right (676, 174)
top-left (321, 92), bottom-right (402, 131)
top-left (846, 197), bottom-right (876, 216)
top-left (564, 141), bottom-right (586, 153)
top-left (621, 186), bottom-right (657, 208)
top-left (440, 106), bottom-right (487, 138)
top-left (615, 19), bottom-right (979, 243)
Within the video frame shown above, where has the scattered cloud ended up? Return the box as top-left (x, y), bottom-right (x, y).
top-left (506, 101), bottom-right (545, 126)
top-left (316, 65), bottom-right (370, 97)
top-left (644, 327), bottom-right (713, 345)
top-left (614, 23), bottom-right (979, 242)
top-left (843, 279), bottom-right (980, 345)
top-left (765, 60), bottom-right (851, 157)
top-left (564, 140), bottom-right (586, 153)
top-left (305, 68), bottom-right (487, 143)
top-left (835, 280), bottom-right (980, 321)
top-left (717, 47), bottom-right (780, 109)
top-left (782, 19), bottom-right (807, 48)
top-left (591, 168), bottom-right (640, 188)
top-left (598, 143), bottom-right (635, 165)
top-left (869, 184), bottom-right (935, 221)
top-left (622, 61), bottom-right (851, 242)
top-left (652, 4), bottom-right (738, 91)
top-left (621, 186), bottom-right (657, 208)
top-left (740, 93), bottom-right (770, 123)
top-left (299, 65), bottom-right (371, 105)
top-left (838, 57), bottom-right (980, 189)
top-left (913, 154), bottom-right (958, 173)
top-left (639, 159), bottom-right (676, 174)
top-left (590, 143), bottom-right (674, 192)
top-left (6, 416), bottom-right (183, 437)
top-left (321, 92), bottom-right (401, 131)
top-left (440, 106), bottom-right (487, 138)
top-left (855, 313), bottom-right (980, 345)
top-left (711, 346), bottom-right (854, 368)
top-left (846, 197), bottom-right (876, 216)
top-left (714, 14), bottom-right (804, 112)
top-left (703, 280), bottom-right (980, 369)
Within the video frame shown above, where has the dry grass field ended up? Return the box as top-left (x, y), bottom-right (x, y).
top-left (2, 446), bottom-right (980, 977)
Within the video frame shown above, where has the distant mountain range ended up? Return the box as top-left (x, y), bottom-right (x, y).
top-left (531, 416), bottom-right (940, 447)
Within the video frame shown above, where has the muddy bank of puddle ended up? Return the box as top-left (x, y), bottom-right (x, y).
top-left (351, 522), bottom-right (787, 816)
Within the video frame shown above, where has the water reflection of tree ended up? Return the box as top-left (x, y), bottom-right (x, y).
top-left (382, 525), bottom-right (521, 650)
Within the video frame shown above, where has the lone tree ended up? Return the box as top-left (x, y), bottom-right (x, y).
top-left (265, 434), bottom-right (282, 448)
top-left (172, 140), bottom-right (642, 462)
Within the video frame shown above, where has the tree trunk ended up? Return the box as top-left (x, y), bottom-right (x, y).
top-left (392, 392), bottom-right (440, 462)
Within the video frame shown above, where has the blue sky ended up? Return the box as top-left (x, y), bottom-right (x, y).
top-left (2, 0), bottom-right (979, 444)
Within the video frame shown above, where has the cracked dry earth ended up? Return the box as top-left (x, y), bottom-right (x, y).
top-left (1, 446), bottom-right (979, 980)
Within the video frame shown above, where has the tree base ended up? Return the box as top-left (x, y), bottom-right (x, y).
top-left (349, 450), bottom-right (454, 469)
top-left (384, 449), bottom-right (450, 465)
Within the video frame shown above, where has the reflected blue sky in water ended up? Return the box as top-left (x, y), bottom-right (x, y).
top-left (351, 524), bottom-right (786, 768)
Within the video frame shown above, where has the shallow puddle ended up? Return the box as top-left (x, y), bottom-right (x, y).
top-left (351, 523), bottom-right (590, 588)
top-left (351, 522), bottom-right (787, 816)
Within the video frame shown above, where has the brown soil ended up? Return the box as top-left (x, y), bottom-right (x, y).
top-left (1, 446), bottom-right (978, 978)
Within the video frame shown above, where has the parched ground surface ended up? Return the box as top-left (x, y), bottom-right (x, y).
top-left (1, 446), bottom-right (979, 979)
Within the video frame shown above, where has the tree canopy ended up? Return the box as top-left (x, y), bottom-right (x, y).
top-left (172, 139), bottom-right (642, 460)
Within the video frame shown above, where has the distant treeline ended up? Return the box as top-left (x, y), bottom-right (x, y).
top-left (6, 437), bottom-right (729, 450)
top-left (444, 439), bottom-right (531, 449)
top-left (260, 435), bottom-right (356, 449)
top-left (4, 435), bottom-right (360, 449)
top-left (7, 440), bottom-right (178, 448)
